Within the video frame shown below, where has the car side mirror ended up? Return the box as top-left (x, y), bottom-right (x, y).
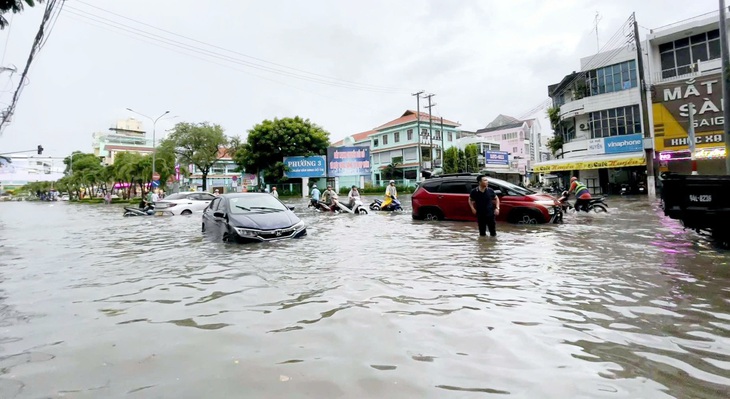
top-left (288, 206), bottom-right (295, 211)
top-left (213, 211), bottom-right (226, 218)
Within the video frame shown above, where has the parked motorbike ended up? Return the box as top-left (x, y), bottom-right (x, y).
top-left (369, 198), bottom-right (403, 212)
top-left (637, 182), bottom-right (647, 195)
top-left (558, 191), bottom-right (608, 213)
top-left (620, 184), bottom-right (630, 196)
top-left (308, 200), bottom-right (337, 213)
top-left (342, 198), bottom-right (369, 214)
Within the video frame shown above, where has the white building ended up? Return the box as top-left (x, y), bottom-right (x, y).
top-left (535, 44), bottom-right (648, 195)
top-left (646, 11), bottom-right (728, 176)
top-left (92, 118), bottom-right (153, 165)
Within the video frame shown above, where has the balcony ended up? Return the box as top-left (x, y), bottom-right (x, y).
top-left (652, 59), bottom-right (721, 84)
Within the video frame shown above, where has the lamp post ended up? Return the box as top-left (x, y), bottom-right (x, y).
top-left (126, 108), bottom-right (170, 180)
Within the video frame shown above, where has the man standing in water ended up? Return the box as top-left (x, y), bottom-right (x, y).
top-left (468, 174), bottom-right (500, 237)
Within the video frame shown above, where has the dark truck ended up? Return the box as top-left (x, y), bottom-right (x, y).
top-left (660, 172), bottom-right (730, 245)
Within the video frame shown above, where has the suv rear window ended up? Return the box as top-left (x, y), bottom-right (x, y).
top-left (438, 181), bottom-right (469, 194)
top-left (420, 180), bottom-right (441, 192)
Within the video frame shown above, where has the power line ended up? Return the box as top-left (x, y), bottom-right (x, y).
top-left (69, 2), bottom-right (408, 94)
top-left (1, 13), bottom-right (14, 66)
top-left (0, 0), bottom-right (61, 134)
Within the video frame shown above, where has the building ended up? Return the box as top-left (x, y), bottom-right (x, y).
top-left (475, 115), bottom-right (539, 183)
top-left (647, 12), bottom-right (728, 175)
top-left (330, 129), bottom-right (377, 188)
top-left (186, 148), bottom-right (240, 192)
top-left (0, 155), bottom-right (66, 190)
top-left (535, 44), bottom-right (648, 195)
top-left (368, 110), bottom-right (462, 185)
top-left (93, 118), bottom-right (153, 165)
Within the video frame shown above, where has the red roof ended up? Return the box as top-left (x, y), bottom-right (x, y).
top-left (331, 130), bottom-right (377, 147)
top-left (373, 110), bottom-right (460, 131)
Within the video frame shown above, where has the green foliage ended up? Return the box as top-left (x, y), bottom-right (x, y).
top-left (381, 162), bottom-right (402, 181)
top-left (546, 134), bottom-right (564, 156)
top-left (234, 116), bottom-right (330, 183)
top-left (159, 121), bottom-right (228, 191)
top-left (547, 106), bottom-right (561, 131)
top-left (443, 147), bottom-right (460, 174)
top-left (464, 144), bottom-right (479, 173)
top-left (0, 0), bottom-right (42, 29)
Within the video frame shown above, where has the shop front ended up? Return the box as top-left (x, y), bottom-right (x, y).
top-left (533, 133), bottom-right (646, 194)
top-left (652, 74), bottom-right (728, 176)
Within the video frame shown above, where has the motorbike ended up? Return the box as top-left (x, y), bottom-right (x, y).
top-left (620, 184), bottom-right (630, 196)
top-left (369, 198), bottom-right (403, 212)
top-left (637, 182), bottom-right (647, 195)
top-left (558, 191), bottom-right (608, 213)
top-left (308, 200), bottom-right (337, 213)
top-left (124, 204), bottom-right (155, 217)
top-left (342, 198), bottom-right (369, 214)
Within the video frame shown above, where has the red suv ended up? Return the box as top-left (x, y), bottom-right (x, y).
top-left (412, 173), bottom-right (562, 224)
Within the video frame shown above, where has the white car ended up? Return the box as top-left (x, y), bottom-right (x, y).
top-left (154, 191), bottom-right (217, 216)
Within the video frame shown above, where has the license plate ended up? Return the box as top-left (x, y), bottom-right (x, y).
top-left (155, 211), bottom-right (164, 216)
top-left (689, 194), bottom-right (712, 203)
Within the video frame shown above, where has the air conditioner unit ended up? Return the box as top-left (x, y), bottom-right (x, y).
top-left (579, 123), bottom-right (589, 131)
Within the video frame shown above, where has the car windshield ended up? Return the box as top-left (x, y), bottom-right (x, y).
top-left (229, 195), bottom-right (287, 214)
top-left (163, 193), bottom-right (190, 200)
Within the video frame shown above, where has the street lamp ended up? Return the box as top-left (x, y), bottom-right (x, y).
top-left (126, 108), bottom-right (170, 180)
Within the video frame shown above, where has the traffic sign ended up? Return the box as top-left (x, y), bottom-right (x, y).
top-left (231, 175), bottom-right (238, 181)
top-left (151, 180), bottom-right (160, 188)
top-left (152, 172), bottom-right (161, 181)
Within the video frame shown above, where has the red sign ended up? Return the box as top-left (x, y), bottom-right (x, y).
top-left (152, 172), bottom-right (160, 181)
top-left (231, 175), bottom-right (238, 181)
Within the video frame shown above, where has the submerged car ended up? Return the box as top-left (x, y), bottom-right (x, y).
top-left (154, 191), bottom-right (216, 216)
top-left (202, 193), bottom-right (307, 243)
top-left (411, 173), bottom-right (562, 224)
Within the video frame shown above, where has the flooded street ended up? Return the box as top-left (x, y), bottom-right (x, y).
top-left (1, 195), bottom-right (729, 398)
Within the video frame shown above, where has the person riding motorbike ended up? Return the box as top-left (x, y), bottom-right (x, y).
top-left (381, 180), bottom-right (398, 209)
top-left (310, 184), bottom-right (321, 207)
top-left (568, 176), bottom-right (592, 212)
top-left (347, 185), bottom-right (361, 208)
top-left (321, 185), bottom-right (340, 211)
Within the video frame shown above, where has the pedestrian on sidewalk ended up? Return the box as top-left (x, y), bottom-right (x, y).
top-left (271, 187), bottom-right (279, 198)
top-left (468, 174), bottom-right (500, 237)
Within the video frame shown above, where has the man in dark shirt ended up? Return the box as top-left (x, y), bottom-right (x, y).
top-left (468, 174), bottom-right (500, 237)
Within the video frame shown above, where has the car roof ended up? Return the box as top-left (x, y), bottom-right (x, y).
top-left (222, 193), bottom-right (271, 198)
top-left (426, 173), bottom-right (512, 186)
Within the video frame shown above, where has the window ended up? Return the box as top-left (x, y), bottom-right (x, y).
top-left (421, 180), bottom-right (440, 192)
top-left (435, 130), bottom-right (441, 140)
top-left (382, 134), bottom-right (388, 145)
top-left (407, 129), bottom-right (413, 140)
top-left (448, 132), bottom-right (453, 141)
top-left (659, 29), bottom-right (720, 78)
top-left (438, 181), bottom-right (469, 194)
top-left (394, 132), bottom-right (400, 143)
top-left (372, 152), bottom-right (381, 164)
top-left (373, 138), bottom-right (379, 147)
top-left (590, 105), bottom-right (642, 138)
top-left (421, 128), bottom-right (428, 137)
top-left (586, 60), bottom-right (637, 95)
top-left (404, 147), bottom-right (417, 161)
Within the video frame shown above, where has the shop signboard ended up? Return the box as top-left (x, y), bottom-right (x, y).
top-left (484, 150), bottom-right (509, 165)
top-left (327, 147), bottom-right (371, 176)
top-left (283, 156), bottom-right (327, 178)
top-left (604, 133), bottom-right (643, 154)
top-left (533, 156), bottom-right (646, 173)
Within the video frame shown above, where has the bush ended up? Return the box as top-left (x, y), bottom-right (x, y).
top-left (338, 184), bottom-right (413, 195)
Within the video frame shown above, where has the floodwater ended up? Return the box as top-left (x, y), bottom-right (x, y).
top-left (0, 194), bottom-right (729, 399)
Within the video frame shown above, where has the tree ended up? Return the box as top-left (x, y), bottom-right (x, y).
top-left (464, 144), bottom-right (479, 173)
top-left (546, 134), bottom-right (564, 156)
top-left (234, 116), bottom-right (330, 184)
top-left (0, 0), bottom-right (42, 29)
top-left (443, 147), bottom-right (460, 174)
top-left (381, 162), bottom-right (402, 181)
top-left (159, 122), bottom-right (228, 191)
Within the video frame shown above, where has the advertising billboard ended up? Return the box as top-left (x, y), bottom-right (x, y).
top-left (484, 150), bottom-right (509, 165)
top-left (327, 146), bottom-right (371, 176)
top-left (283, 156), bottom-right (327, 178)
top-left (604, 133), bottom-right (644, 154)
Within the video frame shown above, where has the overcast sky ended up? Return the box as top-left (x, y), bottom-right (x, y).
top-left (0, 0), bottom-right (721, 157)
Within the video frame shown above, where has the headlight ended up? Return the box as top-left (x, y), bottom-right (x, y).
top-left (234, 227), bottom-right (258, 237)
top-left (535, 200), bottom-right (557, 208)
top-left (547, 207), bottom-right (555, 215)
top-left (293, 220), bottom-right (305, 230)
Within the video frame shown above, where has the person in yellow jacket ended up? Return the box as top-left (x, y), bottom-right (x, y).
top-left (381, 180), bottom-right (398, 208)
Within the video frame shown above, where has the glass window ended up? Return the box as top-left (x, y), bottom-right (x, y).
top-left (661, 30), bottom-right (720, 77)
top-left (675, 38), bottom-right (690, 48)
top-left (382, 135), bottom-right (388, 145)
top-left (229, 195), bottom-right (287, 214)
top-left (438, 181), bottom-right (469, 194)
top-left (709, 39), bottom-right (721, 59)
top-left (403, 147), bottom-right (417, 161)
top-left (373, 138), bottom-right (379, 147)
top-left (659, 42), bottom-right (674, 53)
top-left (407, 129), bottom-right (413, 141)
top-left (394, 132), bottom-right (400, 143)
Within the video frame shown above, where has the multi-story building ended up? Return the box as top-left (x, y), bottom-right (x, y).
top-left (475, 115), bottom-right (539, 182)
top-left (369, 110), bottom-right (462, 185)
top-left (648, 12), bottom-right (728, 175)
top-left (92, 118), bottom-right (153, 165)
top-left (187, 148), bottom-right (240, 192)
top-left (535, 44), bottom-right (648, 195)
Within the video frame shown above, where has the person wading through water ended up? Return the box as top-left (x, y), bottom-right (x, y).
top-left (468, 174), bottom-right (500, 237)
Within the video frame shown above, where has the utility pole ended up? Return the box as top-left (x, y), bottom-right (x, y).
top-left (440, 117), bottom-right (445, 168)
top-left (633, 13), bottom-right (656, 199)
top-left (719, 0), bottom-right (730, 173)
top-left (688, 103), bottom-right (698, 175)
top-left (412, 90), bottom-right (424, 179)
top-left (424, 94), bottom-right (436, 169)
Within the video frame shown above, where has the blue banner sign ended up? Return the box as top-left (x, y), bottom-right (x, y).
top-left (485, 150), bottom-right (509, 165)
top-left (283, 156), bottom-right (327, 178)
top-left (327, 146), bottom-right (371, 176)
top-left (604, 133), bottom-right (644, 154)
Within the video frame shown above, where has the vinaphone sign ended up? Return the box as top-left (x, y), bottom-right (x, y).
top-left (652, 75), bottom-right (725, 152)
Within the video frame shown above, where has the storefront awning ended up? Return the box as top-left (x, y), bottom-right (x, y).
top-left (532, 152), bottom-right (646, 173)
